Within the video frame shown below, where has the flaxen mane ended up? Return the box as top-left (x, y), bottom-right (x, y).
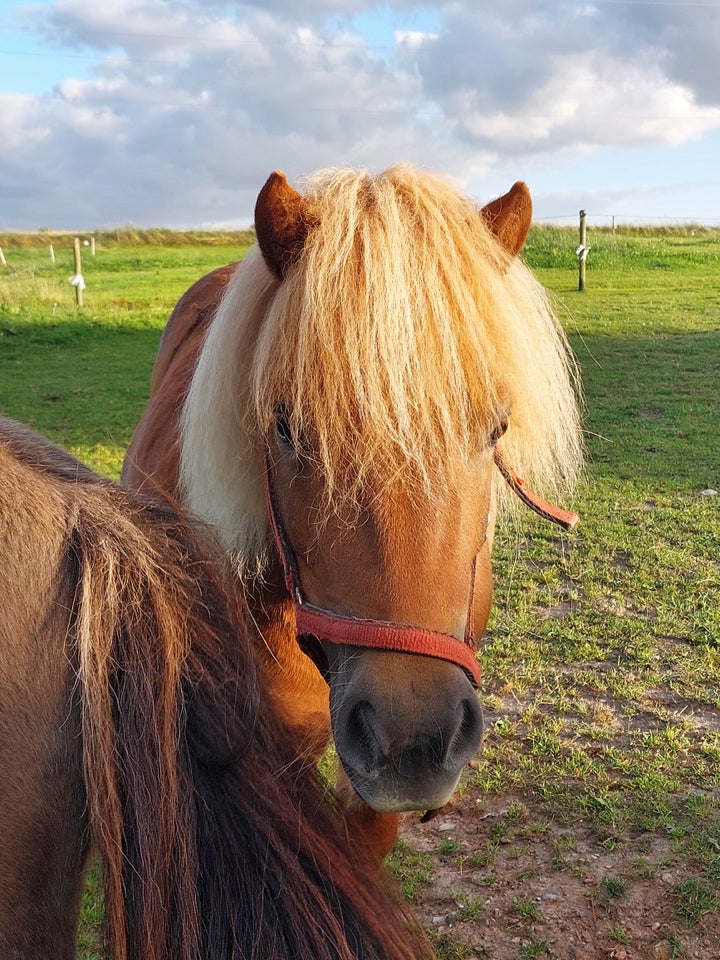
top-left (180, 165), bottom-right (582, 575)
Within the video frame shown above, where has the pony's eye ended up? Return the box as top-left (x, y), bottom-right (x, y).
top-left (274, 406), bottom-right (308, 456)
top-left (490, 419), bottom-right (508, 446)
top-left (275, 408), bottom-right (294, 448)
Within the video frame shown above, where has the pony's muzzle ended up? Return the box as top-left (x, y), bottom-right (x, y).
top-left (329, 649), bottom-right (484, 812)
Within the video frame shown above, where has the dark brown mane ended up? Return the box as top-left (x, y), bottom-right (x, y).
top-left (0, 416), bottom-right (433, 960)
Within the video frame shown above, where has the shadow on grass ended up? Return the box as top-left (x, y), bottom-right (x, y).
top-left (571, 329), bottom-right (720, 490)
top-left (0, 321), bottom-right (163, 456)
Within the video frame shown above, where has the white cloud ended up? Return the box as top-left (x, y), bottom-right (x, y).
top-left (451, 55), bottom-right (719, 152)
top-left (395, 30), bottom-right (437, 49)
top-left (2, 0), bottom-right (720, 228)
top-left (0, 94), bottom-right (51, 150)
top-left (414, 2), bottom-right (720, 153)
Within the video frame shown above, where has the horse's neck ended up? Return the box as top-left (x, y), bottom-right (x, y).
top-left (179, 404), bottom-right (267, 567)
top-left (180, 425), bottom-right (267, 564)
top-left (178, 263), bottom-right (271, 573)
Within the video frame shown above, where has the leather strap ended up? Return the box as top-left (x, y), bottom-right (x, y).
top-left (295, 603), bottom-right (482, 685)
top-left (494, 443), bottom-right (580, 531)
top-left (261, 439), bottom-right (579, 688)
top-left (261, 443), bottom-right (482, 686)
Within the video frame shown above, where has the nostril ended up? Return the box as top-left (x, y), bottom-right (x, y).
top-left (443, 696), bottom-right (484, 769)
top-left (343, 700), bottom-right (382, 775)
top-left (462, 695), bottom-right (484, 740)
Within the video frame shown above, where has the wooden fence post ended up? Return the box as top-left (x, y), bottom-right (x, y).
top-left (72, 237), bottom-right (84, 308)
top-left (0, 247), bottom-right (6, 267)
top-left (578, 210), bottom-right (588, 292)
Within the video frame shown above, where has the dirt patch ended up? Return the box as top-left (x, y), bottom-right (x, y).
top-left (397, 789), bottom-right (720, 960)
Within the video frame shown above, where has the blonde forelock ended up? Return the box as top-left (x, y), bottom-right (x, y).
top-left (245, 165), bottom-right (582, 514)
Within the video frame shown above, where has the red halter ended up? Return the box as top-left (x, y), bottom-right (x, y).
top-left (261, 442), bottom-right (579, 688)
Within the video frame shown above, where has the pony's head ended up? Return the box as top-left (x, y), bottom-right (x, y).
top-left (181, 166), bottom-right (583, 813)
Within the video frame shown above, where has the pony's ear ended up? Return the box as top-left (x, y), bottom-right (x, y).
top-left (480, 181), bottom-right (532, 257)
top-left (255, 171), bottom-right (313, 279)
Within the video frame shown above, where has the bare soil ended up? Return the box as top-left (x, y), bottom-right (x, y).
top-left (400, 789), bottom-right (720, 960)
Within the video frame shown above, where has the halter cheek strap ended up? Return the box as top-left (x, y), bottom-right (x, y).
top-left (261, 441), bottom-right (579, 689)
top-left (261, 444), bottom-right (482, 686)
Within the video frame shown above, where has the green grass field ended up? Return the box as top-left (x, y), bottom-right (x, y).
top-left (0, 224), bottom-right (718, 957)
top-left (0, 231), bottom-right (254, 474)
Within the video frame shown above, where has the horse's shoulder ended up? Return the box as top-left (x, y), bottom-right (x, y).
top-left (122, 263), bottom-right (239, 493)
top-left (150, 262), bottom-right (238, 392)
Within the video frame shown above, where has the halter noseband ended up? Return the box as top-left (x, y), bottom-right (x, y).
top-left (261, 441), bottom-right (578, 688)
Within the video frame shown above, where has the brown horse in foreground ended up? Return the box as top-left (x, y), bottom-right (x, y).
top-left (123, 165), bottom-right (583, 860)
top-left (0, 416), bottom-right (434, 960)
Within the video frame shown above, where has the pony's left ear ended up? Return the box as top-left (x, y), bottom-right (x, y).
top-left (480, 181), bottom-right (532, 257)
top-left (255, 171), bottom-right (314, 279)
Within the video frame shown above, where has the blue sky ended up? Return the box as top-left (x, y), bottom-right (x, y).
top-left (1, 0), bottom-right (719, 229)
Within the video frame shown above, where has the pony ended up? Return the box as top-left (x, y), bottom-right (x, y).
top-left (123, 165), bottom-right (583, 860)
top-left (0, 415), bottom-right (435, 960)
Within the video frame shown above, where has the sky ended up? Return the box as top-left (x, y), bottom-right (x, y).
top-left (1, 0), bottom-right (719, 230)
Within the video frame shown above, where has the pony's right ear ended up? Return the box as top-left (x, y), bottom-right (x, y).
top-left (255, 171), bottom-right (314, 279)
top-left (480, 181), bottom-right (533, 257)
